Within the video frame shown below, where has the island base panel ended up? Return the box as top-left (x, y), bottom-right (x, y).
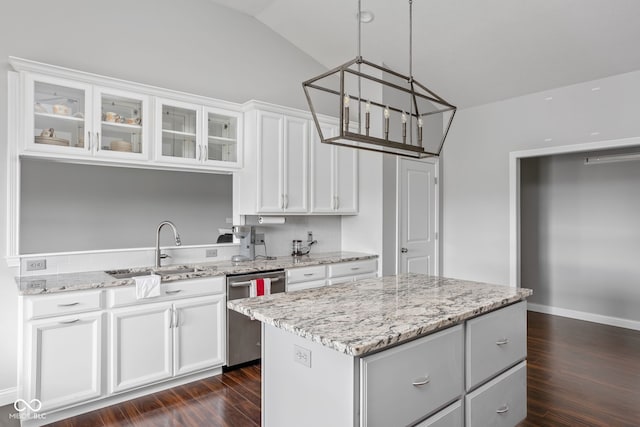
top-left (262, 324), bottom-right (357, 427)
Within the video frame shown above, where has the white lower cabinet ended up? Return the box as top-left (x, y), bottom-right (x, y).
top-left (110, 293), bottom-right (225, 394)
top-left (109, 303), bottom-right (173, 393)
top-left (28, 311), bottom-right (103, 413)
top-left (465, 362), bottom-right (527, 427)
top-left (173, 295), bottom-right (225, 375)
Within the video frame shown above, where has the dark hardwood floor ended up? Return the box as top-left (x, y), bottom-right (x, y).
top-left (46, 312), bottom-right (640, 427)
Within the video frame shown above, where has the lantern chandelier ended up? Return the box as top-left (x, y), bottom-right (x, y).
top-left (303, 0), bottom-right (456, 158)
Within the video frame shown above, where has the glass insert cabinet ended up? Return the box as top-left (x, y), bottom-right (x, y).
top-left (26, 74), bottom-right (150, 160)
top-left (156, 98), bottom-right (241, 167)
top-left (23, 72), bottom-right (241, 169)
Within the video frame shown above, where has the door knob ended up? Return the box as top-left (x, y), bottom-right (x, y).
top-left (401, 248), bottom-right (408, 253)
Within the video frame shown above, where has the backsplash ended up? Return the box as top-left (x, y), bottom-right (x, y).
top-left (244, 216), bottom-right (342, 257)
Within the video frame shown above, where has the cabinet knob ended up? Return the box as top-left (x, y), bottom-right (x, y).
top-left (401, 248), bottom-right (408, 253)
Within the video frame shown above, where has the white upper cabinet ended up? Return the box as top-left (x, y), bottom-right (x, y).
top-left (239, 102), bottom-right (358, 216)
top-left (155, 99), bottom-right (243, 169)
top-left (11, 57), bottom-right (242, 172)
top-left (156, 98), bottom-right (202, 165)
top-left (25, 73), bottom-right (151, 161)
top-left (254, 109), bottom-right (309, 213)
top-left (310, 119), bottom-right (358, 214)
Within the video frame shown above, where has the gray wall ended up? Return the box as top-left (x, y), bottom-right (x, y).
top-left (521, 152), bottom-right (640, 321)
top-left (0, 0), bottom-right (330, 396)
top-left (20, 160), bottom-right (232, 253)
top-left (442, 69), bottom-right (640, 287)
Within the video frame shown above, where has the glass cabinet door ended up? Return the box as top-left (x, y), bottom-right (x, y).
top-left (205, 108), bottom-right (240, 165)
top-left (31, 78), bottom-right (90, 152)
top-left (158, 100), bottom-right (200, 163)
top-left (97, 90), bottom-right (147, 157)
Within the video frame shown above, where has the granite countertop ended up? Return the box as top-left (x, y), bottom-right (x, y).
top-left (16, 251), bottom-right (377, 295)
top-left (227, 273), bottom-right (532, 357)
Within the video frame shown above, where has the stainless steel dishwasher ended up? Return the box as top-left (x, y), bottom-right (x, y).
top-left (226, 269), bottom-right (286, 368)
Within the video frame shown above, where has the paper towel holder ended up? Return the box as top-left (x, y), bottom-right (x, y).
top-left (258, 216), bottom-right (286, 225)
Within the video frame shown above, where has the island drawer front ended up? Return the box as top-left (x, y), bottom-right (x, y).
top-left (108, 277), bottom-right (224, 308)
top-left (287, 279), bottom-right (326, 292)
top-left (328, 259), bottom-right (377, 278)
top-left (465, 361), bottom-right (527, 427)
top-left (466, 301), bottom-right (526, 390)
top-left (415, 400), bottom-right (463, 427)
top-left (286, 265), bottom-right (326, 284)
top-left (26, 289), bottom-right (103, 320)
top-left (360, 325), bottom-right (463, 427)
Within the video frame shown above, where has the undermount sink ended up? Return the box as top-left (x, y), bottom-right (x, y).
top-left (105, 266), bottom-right (196, 279)
top-left (154, 267), bottom-right (196, 276)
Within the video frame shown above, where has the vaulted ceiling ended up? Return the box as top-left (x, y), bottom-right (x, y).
top-left (209, 0), bottom-right (640, 108)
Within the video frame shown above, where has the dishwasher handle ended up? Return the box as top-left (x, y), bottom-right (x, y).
top-left (230, 277), bottom-right (281, 288)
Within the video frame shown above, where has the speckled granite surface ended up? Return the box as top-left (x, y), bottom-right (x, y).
top-left (16, 252), bottom-right (377, 295)
top-left (228, 273), bottom-right (532, 357)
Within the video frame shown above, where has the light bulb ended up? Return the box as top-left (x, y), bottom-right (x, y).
top-left (401, 112), bottom-right (407, 123)
top-left (365, 101), bottom-right (371, 113)
top-left (344, 95), bottom-right (350, 107)
top-left (384, 106), bottom-right (390, 119)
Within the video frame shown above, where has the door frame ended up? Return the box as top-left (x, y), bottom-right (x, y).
top-left (508, 136), bottom-right (640, 288)
top-left (396, 157), bottom-right (440, 275)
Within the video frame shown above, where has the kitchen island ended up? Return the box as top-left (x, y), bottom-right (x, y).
top-left (228, 273), bottom-right (532, 427)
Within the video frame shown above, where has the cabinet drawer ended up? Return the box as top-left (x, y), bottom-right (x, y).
top-left (108, 276), bottom-right (225, 308)
top-left (26, 289), bottom-right (103, 320)
top-left (415, 400), bottom-right (463, 427)
top-left (287, 279), bottom-right (326, 292)
top-left (465, 362), bottom-right (527, 427)
top-left (360, 325), bottom-right (463, 427)
top-left (328, 259), bottom-right (377, 278)
top-left (286, 265), bottom-right (326, 284)
top-left (466, 301), bottom-right (526, 390)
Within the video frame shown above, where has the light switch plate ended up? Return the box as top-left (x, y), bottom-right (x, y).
top-left (206, 249), bottom-right (218, 258)
top-left (294, 345), bottom-right (311, 368)
top-left (26, 259), bottom-right (46, 271)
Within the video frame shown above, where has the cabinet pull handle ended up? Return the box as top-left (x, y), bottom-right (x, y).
top-left (57, 302), bottom-right (80, 307)
top-left (336, 196), bottom-right (340, 210)
top-left (96, 132), bottom-right (100, 151)
top-left (166, 289), bottom-right (182, 295)
top-left (230, 277), bottom-right (281, 287)
top-left (280, 194), bottom-right (284, 210)
top-left (169, 309), bottom-right (174, 329)
top-left (59, 318), bottom-right (80, 324)
top-left (303, 273), bottom-right (314, 276)
top-left (284, 194), bottom-right (289, 209)
top-left (175, 310), bottom-right (180, 327)
top-left (412, 376), bottom-right (430, 386)
top-left (204, 145), bottom-right (208, 161)
top-left (496, 338), bottom-right (510, 346)
top-left (87, 131), bottom-right (91, 151)
top-left (496, 405), bottom-right (509, 414)
top-left (350, 267), bottom-right (360, 271)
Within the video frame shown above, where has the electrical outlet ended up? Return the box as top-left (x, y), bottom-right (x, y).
top-left (26, 259), bottom-right (47, 271)
top-left (307, 231), bottom-right (313, 241)
top-left (294, 345), bottom-right (311, 368)
top-left (206, 249), bottom-right (218, 258)
top-left (255, 233), bottom-right (265, 245)
top-left (28, 280), bottom-right (46, 288)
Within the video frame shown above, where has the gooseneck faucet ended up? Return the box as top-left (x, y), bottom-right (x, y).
top-left (155, 221), bottom-right (181, 268)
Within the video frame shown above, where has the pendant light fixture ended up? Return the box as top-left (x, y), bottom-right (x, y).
top-left (303, 0), bottom-right (456, 158)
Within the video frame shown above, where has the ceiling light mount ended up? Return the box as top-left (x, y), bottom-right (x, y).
top-left (303, 0), bottom-right (456, 158)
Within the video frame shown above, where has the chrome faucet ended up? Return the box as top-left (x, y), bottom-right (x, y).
top-left (155, 221), bottom-right (181, 268)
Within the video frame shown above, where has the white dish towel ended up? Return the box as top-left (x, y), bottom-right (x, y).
top-left (134, 274), bottom-right (161, 299)
top-left (250, 278), bottom-right (271, 297)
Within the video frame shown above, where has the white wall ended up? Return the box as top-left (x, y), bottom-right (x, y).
top-left (20, 160), bottom-right (233, 253)
top-left (245, 215), bottom-right (342, 256)
top-left (0, 0), bottom-right (331, 400)
top-left (521, 151), bottom-right (640, 322)
top-left (442, 69), bottom-right (640, 286)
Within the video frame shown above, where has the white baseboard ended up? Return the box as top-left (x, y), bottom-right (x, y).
top-left (528, 303), bottom-right (640, 331)
top-left (0, 387), bottom-right (17, 406)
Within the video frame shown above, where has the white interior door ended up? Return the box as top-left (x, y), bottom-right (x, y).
top-left (399, 158), bottom-right (438, 275)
